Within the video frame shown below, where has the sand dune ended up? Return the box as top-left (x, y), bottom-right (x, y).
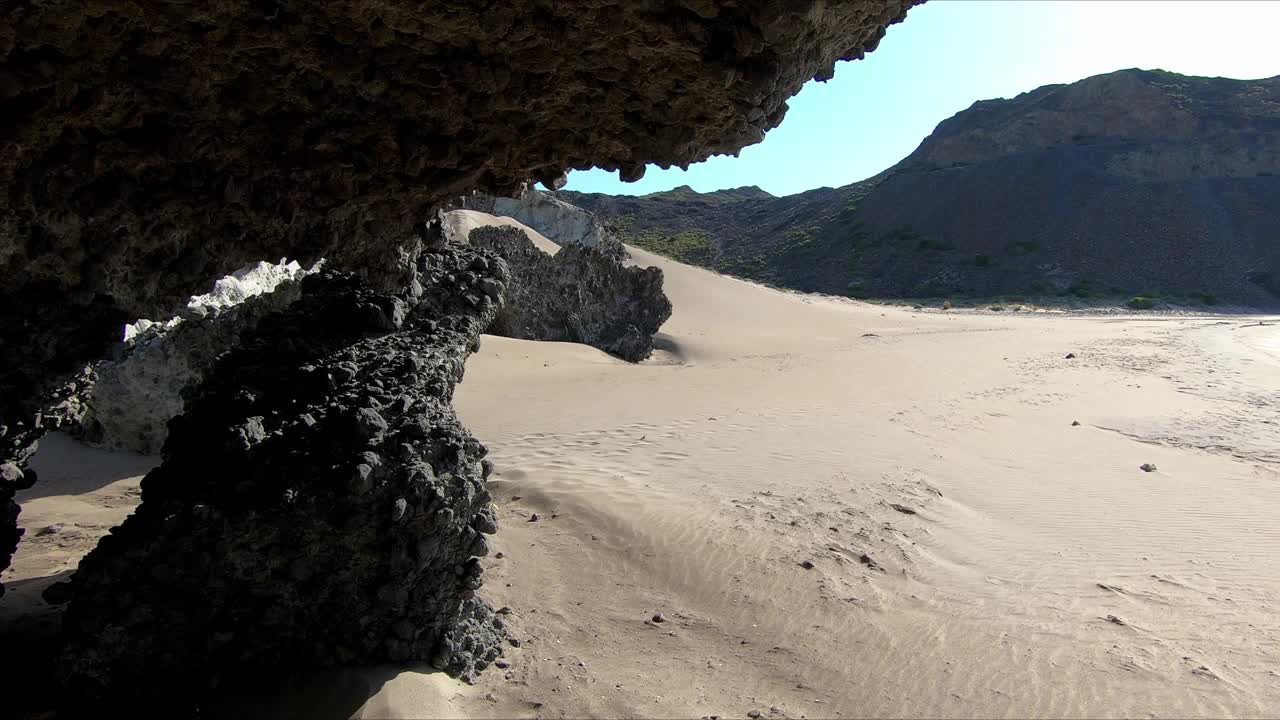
top-left (4, 219), bottom-right (1279, 718)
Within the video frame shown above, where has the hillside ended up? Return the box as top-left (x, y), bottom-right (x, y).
top-left (560, 69), bottom-right (1280, 306)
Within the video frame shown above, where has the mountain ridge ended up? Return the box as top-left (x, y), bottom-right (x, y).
top-left (558, 69), bottom-right (1280, 306)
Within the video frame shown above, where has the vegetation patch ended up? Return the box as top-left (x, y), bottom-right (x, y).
top-left (1004, 240), bottom-right (1040, 257)
top-left (973, 254), bottom-right (994, 268)
top-left (882, 224), bottom-right (923, 246)
top-left (915, 237), bottom-right (955, 252)
top-left (1126, 295), bottom-right (1157, 310)
top-left (782, 227), bottom-right (817, 250)
top-left (1067, 279), bottom-right (1094, 298)
top-left (627, 229), bottom-right (714, 264)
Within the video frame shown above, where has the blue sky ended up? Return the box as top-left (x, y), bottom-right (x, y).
top-left (563, 1), bottom-right (1280, 198)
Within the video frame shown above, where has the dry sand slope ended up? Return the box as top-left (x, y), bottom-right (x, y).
top-left (4, 214), bottom-right (1280, 718)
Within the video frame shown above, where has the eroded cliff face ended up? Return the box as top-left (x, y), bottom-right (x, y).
top-left (491, 189), bottom-right (627, 260)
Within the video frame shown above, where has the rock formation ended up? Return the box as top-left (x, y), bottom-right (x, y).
top-left (565, 69), bottom-right (1280, 306)
top-left (76, 221), bottom-right (668, 454)
top-left (0, 0), bottom-right (920, 588)
top-left (491, 188), bottom-right (626, 260)
top-left (80, 261), bottom-right (312, 454)
top-left (467, 224), bottom-right (672, 362)
top-left (57, 245), bottom-right (508, 706)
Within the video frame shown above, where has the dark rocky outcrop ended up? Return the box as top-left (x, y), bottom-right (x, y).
top-left (468, 224), bottom-right (672, 362)
top-left (565, 69), bottom-right (1280, 306)
top-left (57, 245), bottom-right (508, 706)
top-left (0, 0), bottom-right (920, 587)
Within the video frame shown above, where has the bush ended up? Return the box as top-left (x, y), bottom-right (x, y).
top-left (1191, 291), bottom-right (1219, 306)
top-left (974, 254), bottom-right (994, 268)
top-left (1005, 240), bottom-right (1039, 257)
top-left (629, 230), bottom-right (713, 264)
top-left (989, 305), bottom-right (1005, 312)
top-left (1127, 296), bottom-right (1156, 310)
top-left (1067, 280), bottom-right (1094, 298)
top-left (915, 237), bottom-right (955, 252)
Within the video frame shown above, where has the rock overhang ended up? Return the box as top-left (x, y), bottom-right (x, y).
top-left (0, 0), bottom-right (924, 606)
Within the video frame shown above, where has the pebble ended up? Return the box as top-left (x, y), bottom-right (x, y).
top-left (1065, 352), bottom-right (1076, 359)
top-left (1140, 463), bottom-right (1158, 472)
top-left (495, 659), bottom-right (510, 669)
top-left (799, 560), bottom-right (815, 570)
top-left (508, 637), bottom-right (522, 647)
top-left (652, 612), bottom-right (666, 623)
top-left (748, 711), bottom-right (762, 719)
top-left (1071, 420), bottom-right (1081, 426)
top-left (528, 513), bottom-right (540, 522)
top-left (494, 552), bottom-right (504, 559)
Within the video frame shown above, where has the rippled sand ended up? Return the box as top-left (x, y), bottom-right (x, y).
top-left (5, 215), bottom-right (1279, 718)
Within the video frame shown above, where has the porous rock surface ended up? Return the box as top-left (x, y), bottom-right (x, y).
top-left (81, 260), bottom-right (312, 454)
top-left (58, 246), bottom-right (509, 704)
top-left (0, 0), bottom-right (920, 610)
top-left (491, 188), bottom-right (626, 260)
top-left (468, 224), bottom-right (672, 362)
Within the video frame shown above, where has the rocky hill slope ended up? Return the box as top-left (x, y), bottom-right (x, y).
top-left (562, 69), bottom-right (1280, 306)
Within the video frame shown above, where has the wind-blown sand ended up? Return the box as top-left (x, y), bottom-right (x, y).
top-left (4, 215), bottom-right (1279, 718)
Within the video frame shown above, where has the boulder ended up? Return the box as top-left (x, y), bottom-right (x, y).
top-left (467, 224), bottom-right (672, 361)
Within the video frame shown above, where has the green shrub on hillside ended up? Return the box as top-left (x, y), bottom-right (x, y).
top-left (1005, 240), bottom-right (1040, 256)
top-left (973, 254), bottom-right (994, 268)
top-left (782, 227), bottom-right (816, 250)
top-left (1127, 295), bottom-right (1156, 310)
top-left (882, 224), bottom-right (923, 246)
top-left (629, 230), bottom-right (713, 263)
top-left (915, 237), bottom-right (955, 252)
top-left (1067, 279), bottom-right (1094, 298)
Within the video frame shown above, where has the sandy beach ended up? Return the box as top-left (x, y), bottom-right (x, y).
top-left (5, 217), bottom-right (1279, 718)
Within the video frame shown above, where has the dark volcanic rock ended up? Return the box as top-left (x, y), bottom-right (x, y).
top-left (468, 225), bottom-right (672, 362)
top-left (57, 247), bottom-right (508, 705)
top-left (567, 69), bottom-right (1280, 307)
top-left (0, 0), bottom-right (919, 587)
